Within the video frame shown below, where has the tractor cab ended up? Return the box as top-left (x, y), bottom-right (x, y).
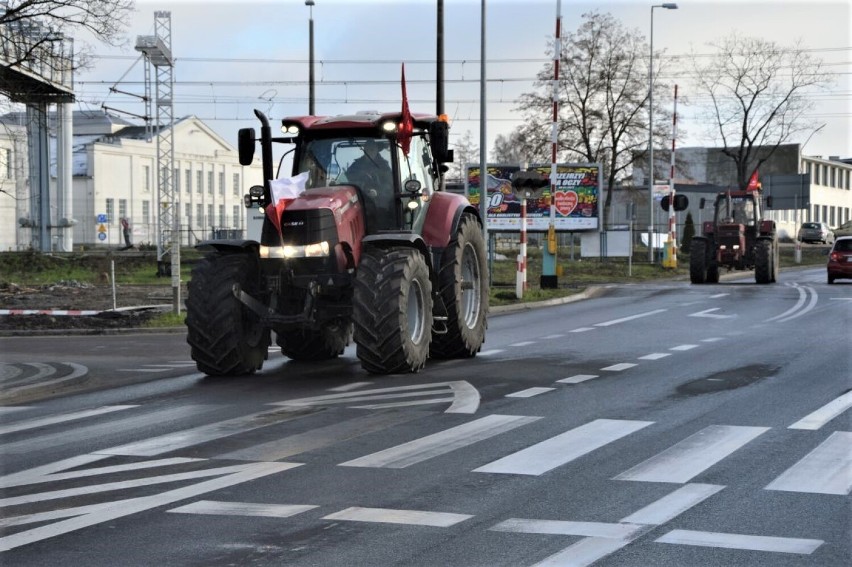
top-left (714, 191), bottom-right (760, 228)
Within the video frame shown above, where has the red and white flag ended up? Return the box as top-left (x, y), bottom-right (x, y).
top-left (746, 169), bottom-right (760, 191)
top-left (266, 171), bottom-right (308, 242)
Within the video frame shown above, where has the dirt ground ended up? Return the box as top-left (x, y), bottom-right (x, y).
top-left (0, 281), bottom-right (184, 332)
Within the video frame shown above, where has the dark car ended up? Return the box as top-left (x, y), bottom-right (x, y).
top-left (798, 222), bottom-right (834, 244)
top-left (827, 236), bottom-right (852, 284)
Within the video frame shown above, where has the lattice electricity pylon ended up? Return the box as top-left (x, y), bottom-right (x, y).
top-left (136, 11), bottom-right (180, 311)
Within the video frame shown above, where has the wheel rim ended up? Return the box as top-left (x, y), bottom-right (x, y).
top-left (459, 242), bottom-right (481, 328)
top-left (407, 278), bottom-right (425, 344)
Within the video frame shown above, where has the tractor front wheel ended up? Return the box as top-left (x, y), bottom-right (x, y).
top-left (755, 239), bottom-right (775, 284)
top-left (186, 253), bottom-right (270, 376)
top-left (689, 239), bottom-right (708, 284)
top-left (353, 247), bottom-right (433, 374)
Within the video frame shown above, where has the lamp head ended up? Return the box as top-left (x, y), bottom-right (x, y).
top-left (661, 3), bottom-right (678, 8)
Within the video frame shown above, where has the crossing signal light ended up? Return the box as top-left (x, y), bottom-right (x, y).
top-left (661, 194), bottom-right (688, 212)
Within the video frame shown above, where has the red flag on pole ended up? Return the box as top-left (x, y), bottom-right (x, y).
top-left (399, 63), bottom-right (413, 156)
top-left (746, 169), bottom-right (760, 192)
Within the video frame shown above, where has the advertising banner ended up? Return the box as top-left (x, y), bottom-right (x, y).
top-left (466, 163), bottom-right (600, 231)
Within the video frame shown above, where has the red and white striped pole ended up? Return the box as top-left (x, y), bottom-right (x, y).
top-left (516, 193), bottom-right (528, 298)
top-left (664, 84), bottom-right (679, 268)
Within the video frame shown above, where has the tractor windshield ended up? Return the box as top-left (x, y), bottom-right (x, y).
top-left (295, 134), bottom-right (436, 233)
top-left (716, 194), bottom-right (756, 226)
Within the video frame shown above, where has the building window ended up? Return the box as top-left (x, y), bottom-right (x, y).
top-left (105, 198), bottom-right (115, 223)
top-left (5, 148), bottom-right (12, 179)
top-left (208, 204), bottom-right (214, 227)
top-left (197, 170), bottom-right (203, 194)
top-left (219, 171), bottom-right (225, 196)
top-left (142, 200), bottom-right (150, 224)
top-left (233, 173), bottom-right (240, 196)
top-left (119, 199), bottom-right (128, 221)
top-left (830, 167), bottom-right (836, 188)
top-left (174, 168), bottom-right (181, 193)
top-left (143, 165), bottom-right (151, 192)
top-left (233, 205), bottom-right (241, 227)
top-left (186, 169), bottom-right (192, 194)
top-left (219, 204), bottom-right (225, 226)
top-left (196, 204), bottom-right (203, 228)
top-left (208, 171), bottom-right (214, 195)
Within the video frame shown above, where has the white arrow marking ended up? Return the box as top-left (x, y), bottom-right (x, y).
top-left (271, 381), bottom-right (480, 414)
top-left (689, 308), bottom-right (735, 319)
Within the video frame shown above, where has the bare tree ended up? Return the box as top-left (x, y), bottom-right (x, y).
top-left (514, 11), bottom-right (672, 225)
top-left (448, 129), bottom-right (478, 181)
top-left (1, 0), bottom-right (134, 94)
top-left (690, 33), bottom-right (831, 189)
top-left (491, 131), bottom-right (528, 165)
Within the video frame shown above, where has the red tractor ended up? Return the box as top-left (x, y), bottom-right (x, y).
top-left (185, 109), bottom-right (489, 375)
top-left (689, 188), bottom-right (778, 284)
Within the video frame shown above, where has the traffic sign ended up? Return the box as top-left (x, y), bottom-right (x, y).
top-left (97, 213), bottom-right (108, 223)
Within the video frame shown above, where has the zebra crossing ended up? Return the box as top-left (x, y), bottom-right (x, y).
top-left (0, 387), bottom-right (849, 563)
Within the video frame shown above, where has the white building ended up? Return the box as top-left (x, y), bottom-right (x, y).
top-left (0, 110), bottom-right (263, 251)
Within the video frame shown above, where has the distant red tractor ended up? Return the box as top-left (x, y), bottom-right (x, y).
top-left (690, 188), bottom-right (778, 284)
top-left (184, 109), bottom-right (489, 376)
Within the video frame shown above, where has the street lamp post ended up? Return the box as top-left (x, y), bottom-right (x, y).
top-left (648, 2), bottom-right (678, 262)
top-left (306, 0), bottom-right (315, 115)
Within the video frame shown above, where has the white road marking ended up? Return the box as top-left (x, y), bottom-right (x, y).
top-left (1, 362), bottom-right (88, 395)
top-left (656, 530), bottom-right (823, 554)
top-left (521, 483), bottom-right (725, 567)
top-left (510, 341), bottom-right (535, 347)
top-left (328, 381), bottom-right (373, 392)
top-left (506, 387), bottom-right (554, 398)
top-left (570, 327), bottom-right (595, 333)
top-left (477, 349), bottom-right (504, 356)
top-left (615, 425), bottom-right (769, 483)
top-left (594, 309), bottom-right (667, 327)
top-left (323, 506), bottom-right (471, 527)
top-left (339, 414), bottom-right (540, 469)
top-left (701, 337), bottom-right (724, 342)
top-left (621, 484), bottom-right (724, 525)
top-left (1, 457), bottom-right (202, 488)
top-left (117, 368), bottom-right (169, 373)
top-left (788, 392), bottom-right (852, 430)
top-left (689, 308), bottom-right (735, 319)
top-left (96, 408), bottom-right (307, 457)
top-left (766, 284), bottom-right (818, 323)
top-left (271, 381), bottom-right (480, 414)
top-left (491, 519), bottom-right (645, 539)
top-left (0, 406), bottom-right (30, 415)
top-left (638, 353), bottom-right (671, 361)
top-left (0, 405), bottom-right (138, 436)
top-left (765, 432), bottom-right (852, 495)
top-left (0, 461), bottom-right (296, 552)
top-left (168, 500), bottom-right (317, 518)
top-left (542, 334), bottom-right (565, 339)
top-left (556, 374), bottom-right (598, 384)
top-left (474, 419), bottom-right (653, 476)
top-left (601, 363), bottom-right (637, 372)
top-left (669, 344), bottom-right (699, 351)
top-left (709, 293), bottom-right (729, 298)
top-left (219, 411), bottom-right (420, 461)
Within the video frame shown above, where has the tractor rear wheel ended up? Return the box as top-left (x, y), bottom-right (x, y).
top-left (430, 213), bottom-right (488, 359)
top-left (689, 239), bottom-right (708, 284)
top-left (276, 319), bottom-right (352, 361)
top-left (186, 253), bottom-right (270, 376)
top-left (353, 247), bottom-right (433, 374)
top-left (755, 239), bottom-right (774, 284)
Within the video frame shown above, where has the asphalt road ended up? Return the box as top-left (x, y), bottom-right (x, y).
top-left (1, 266), bottom-right (849, 566)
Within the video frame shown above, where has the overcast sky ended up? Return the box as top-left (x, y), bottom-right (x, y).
top-left (75, 0), bottom-right (851, 160)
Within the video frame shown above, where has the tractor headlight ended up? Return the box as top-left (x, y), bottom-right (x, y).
top-left (259, 241), bottom-right (330, 259)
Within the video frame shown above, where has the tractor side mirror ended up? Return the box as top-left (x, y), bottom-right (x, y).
top-left (765, 196), bottom-right (773, 208)
top-left (429, 121), bottom-right (453, 163)
top-left (238, 128), bottom-right (256, 166)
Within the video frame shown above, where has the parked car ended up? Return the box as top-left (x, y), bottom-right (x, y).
top-left (833, 220), bottom-right (852, 238)
top-left (797, 222), bottom-right (834, 244)
top-left (827, 236), bottom-right (852, 284)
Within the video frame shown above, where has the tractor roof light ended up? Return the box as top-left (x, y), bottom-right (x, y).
top-left (382, 121), bottom-right (397, 133)
top-left (280, 123), bottom-right (301, 136)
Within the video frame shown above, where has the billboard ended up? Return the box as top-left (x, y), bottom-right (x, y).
top-left (466, 163), bottom-right (601, 231)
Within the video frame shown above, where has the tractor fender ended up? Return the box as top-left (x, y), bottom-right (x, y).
top-left (196, 239), bottom-right (260, 256)
top-left (362, 233), bottom-right (431, 268)
top-left (422, 192), bottom-right (481, 249)
top-left (758, 219), bottom-right (775, 237)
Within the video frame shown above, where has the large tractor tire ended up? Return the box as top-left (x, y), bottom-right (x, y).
top-left (276, 320), bottom-right (352, 361)
top-left (353, 246), bottom-right (433, 374)
top-left (689, 239), bottom-right (708, 284)
top-left (186, 253), bottom-right (270, 376)
top-left (430, 213), bottom-right (488, 359)
top-left (706, 262), bottom-right (720, 283)
top-left (754, 238), bottom-right (777, 284)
